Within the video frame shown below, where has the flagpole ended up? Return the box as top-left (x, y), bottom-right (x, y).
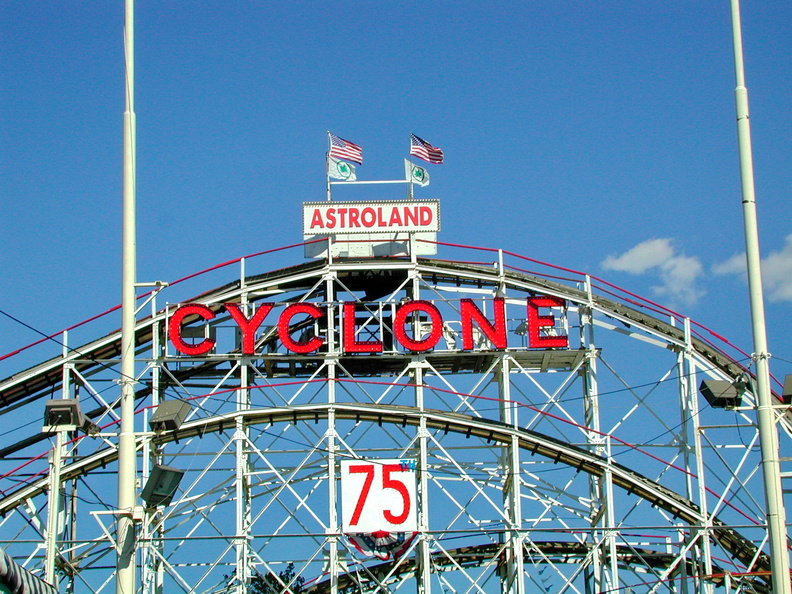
top-left (729, 1), bottom-right (790, 592)
top-left (325, 152), bottom-right (331, 201)
top-left (408, 158), bottom-right (415, 200)
top-left (325, 132), bottom-right (332, 201)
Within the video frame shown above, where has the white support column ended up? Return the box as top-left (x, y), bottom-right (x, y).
top-left (141, 313), bottom-right (164, 594)
top-left (677, 320), bottom-right (696, 505)
top-left (410, 259), bottom-right (431, 594)
top-left (325, 272), bottom-right (340, 594)
top-left (676, 338), bottom-right (692, 594)
top-left (414, 364), bottom-right (432, 594)
top-left (152, 313), bottom-right (164, 594)
top-left (235, 301), bottom-right (252, 592)
top-left (497, 355), bottom-right (524, 594)
top-left (679, 318), bottom-right (714, 594)
top-left (601, 443), bottom-right (619, 592)
top-left (508, 434), bottom-right (524, 594)
top-left (45, 336), bottom-right (73, 586)
top-left (327, 361), bottom-right (339, 594)
top-left (578, 287), bottom-right (615, 594)
top-left (45, 430), bottom-right (64, 586)
top-left (411, 275), bottom-right (432, 594)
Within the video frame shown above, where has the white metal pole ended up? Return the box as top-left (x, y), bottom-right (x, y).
top-left (45, 430), bottom-right (64, 586)
top-left (326, 132), bottom-right (332, 201)
top-left (729, 1), bottom-right (791, 591)
top-left (325, 153), bottom-right (332, 202)
top-left (45, 336), bottom-right (72, 585)
top-left (117, 0), bottom-right (138, 592)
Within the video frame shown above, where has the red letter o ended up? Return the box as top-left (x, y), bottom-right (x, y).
top-left (394, 301), bottom-right (442, 352)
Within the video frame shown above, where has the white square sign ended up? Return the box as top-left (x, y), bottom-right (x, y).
top-left (340, 459), bottom-right (418, 533)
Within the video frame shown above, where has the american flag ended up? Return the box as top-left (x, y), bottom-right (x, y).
top-left (328, 133), bottom-right (363, 164)
top-left (409, 134), bottom-right (444, 164)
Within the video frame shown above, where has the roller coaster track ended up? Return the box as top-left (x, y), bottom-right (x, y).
top-left (0, 254), bottom-right (784, 593)
top-left (0, 403), bottom-right (772, 589)
top-left (303, 542), bottom-right (741, 593)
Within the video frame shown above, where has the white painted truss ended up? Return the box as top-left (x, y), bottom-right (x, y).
top-left (0, 242), bottom-right (789, 593)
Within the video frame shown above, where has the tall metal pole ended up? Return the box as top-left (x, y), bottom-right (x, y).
top-left (117, 0), bottom-right (138, 592)
top-left (729, 1), bottom-right (791, 591)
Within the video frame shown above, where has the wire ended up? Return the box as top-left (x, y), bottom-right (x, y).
top-left (0, 307), bottom-right (128, 381)
top-left (0, 304), bottom-right (774, 532)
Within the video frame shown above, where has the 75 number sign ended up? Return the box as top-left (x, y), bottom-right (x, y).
top-left (340, 459), bottom-right (418, 533)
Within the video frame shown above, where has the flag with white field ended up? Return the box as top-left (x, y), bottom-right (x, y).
top-left (328, 156), bottom-right (357, 181)
top-left (405, 159), bottom-right (430, 187)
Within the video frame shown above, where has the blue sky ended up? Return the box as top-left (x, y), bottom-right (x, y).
top-left (1, 1), bottom-right (790, 382)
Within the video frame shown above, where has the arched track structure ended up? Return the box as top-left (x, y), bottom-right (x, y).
top-left (0, 240), bottom-right (790, 594)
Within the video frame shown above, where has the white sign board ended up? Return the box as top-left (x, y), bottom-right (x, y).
top-left (304, 200), bottom-right (440, 235)
top-left (340, 459), bottom-right (418, 533)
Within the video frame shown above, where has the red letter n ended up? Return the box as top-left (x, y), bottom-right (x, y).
top-left (460, 298), bottom-right (507, 350)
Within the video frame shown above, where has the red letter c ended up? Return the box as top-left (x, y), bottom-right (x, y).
top-left (169, 304), bottom-right (216, 355)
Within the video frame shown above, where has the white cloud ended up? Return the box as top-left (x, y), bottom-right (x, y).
top-left (712, 253), bottom-right (744, 276)
top-left (602, 238), bottom-right (675, 274)
top-left (654, 255), bottom-right (705, 306)
top-left (602, 238), bottom-right (705, 307)
top-left (764, 236), bottom-right (792, 301)
top-left (714, 234), bottom-right (792, 302)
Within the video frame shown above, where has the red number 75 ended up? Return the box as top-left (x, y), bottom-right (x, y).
top-left (348, 464), bottom-right (411, 526)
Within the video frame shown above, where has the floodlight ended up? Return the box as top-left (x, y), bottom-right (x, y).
top-left (782, 375), bottom-right (792, 405)
top-left (43, 399), bottom-right (86, 432)
top-left (80, 417), bottom-right (100, 436)
top-left (149, 400), bottom-right (191, 432)
top-left (699, 380), bottom-right (742, 409)
top-left (141, 464), bottom-right (184, 507)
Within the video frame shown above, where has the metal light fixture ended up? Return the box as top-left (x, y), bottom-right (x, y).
top-left (140, 464), bottom-right (185, 507)
top-left (149, 400), bottom-right (191, 433)
top-left (782, 374), bottom-right (792, 405)
top-left (43, 399), bottom-right (98, 434)
top-left (699, 379), bottom-right (742, 409)
top-left (43, 399), bottom-right (84, 431)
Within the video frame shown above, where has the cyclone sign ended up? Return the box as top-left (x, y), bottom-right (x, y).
top-left (167, 297), bottom-right (569, 356)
